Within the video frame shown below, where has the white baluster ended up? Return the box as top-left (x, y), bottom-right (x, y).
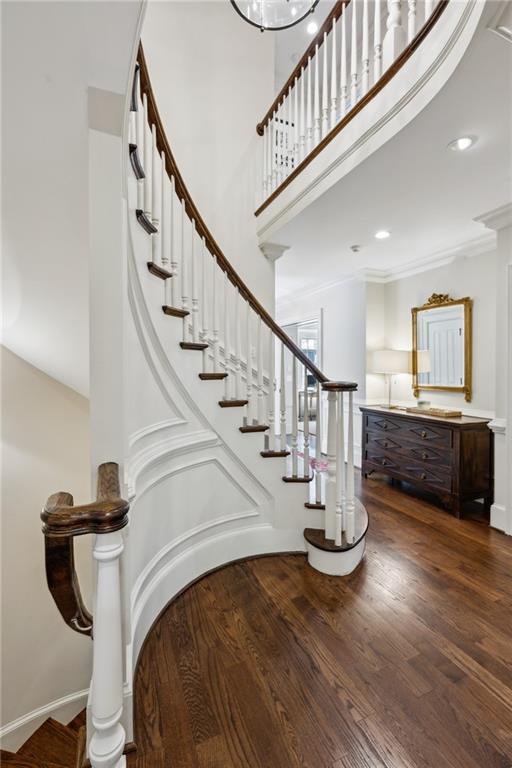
top-left (143, 95), bottom-right (152, 220)
top-left (262, 123), bottom-right (268, 201)
top-left (170, 178), bottom-right (178, 308)
top-left (257, 317), bottom-right (265, 425)
top-left (161, 156), bottom-right (170, 278)
top-left (303, 366), bottom-right (310, 479)
top-left (425, 0), bottom-right (433, 21)
top-left (335, 391), bottom-right (346, 547)
top-left (135, 90), bottom-right (144, 210)
top-left (374, 0), bottom-right (383, 83)
top-left (321, 33), bottom-right (329, 138)
top-left (293, 77), bottom-right (299, 168)
top-left (272, 113), bottom-right (278, 191)
top-left (383, 0), bottom-right (406, 70)
top-left (245, 302), bottom-right (253, 425)
top-left (325, 389), bottom-right (337, 540)
top-left (340, 8), bottom-right (348, 116)
top-left (313, 45), bottom-right (321, 145)
top-left (201, 237), bottom-right (209, 371)
top-left (223, 271), bottom-right (231, 399)
top-left (362, 0), bottom-right (370, 95)
top-left (180, 202), bottom-right (189, 341)
top-left (330, 17), bottom-right (337, 130)
top-left (88, 532), bottom-right (125, 768)
top-left (345, 390), bottom-right (355, 544)
top-left (351, 0), bottom-right (359, 106)
top-left (306, 57), bottom-right (313, 154)
top-left (267, 329), bottom-right (276, 451)
top-left (315, 381), bottom-right (322, 505)
top-left (286, 89), bottom-right (293, 177)
top-left (407, 0), bottom-right (417, 42)
top-left (235, 290), bottom-right (243, 400)
top-left (299, 66), bottom-right (306, 160)
top-left (291, 356), bottom-right (298, 477)
top-left (151, 125), bottom-right (160, 245)
top-left (190, 220), bottom-right (199, 344)
top-left (212, 256), bottom-right (219, 372)
top-left (280, 342), bottom-right (287, 452)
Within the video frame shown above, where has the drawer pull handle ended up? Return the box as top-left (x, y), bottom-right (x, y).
top-left (421, 431), bottom-right (427, 439)
top-left (420, 472), bottom-right (427, 480)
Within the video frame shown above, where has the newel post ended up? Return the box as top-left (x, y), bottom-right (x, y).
top-left (383, 0), bottom-right (406, 70)
top-left (324, 389), bottom-right (337, 540)
top-left (89, 531), bottom-right (126, 768)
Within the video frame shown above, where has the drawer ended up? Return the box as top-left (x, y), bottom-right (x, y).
top-left (366, 414), bottom-right (452, 449)
top-left (365, 432), bottom-right (451, 467)
top-left (365, 448), bottom-right (452, 491)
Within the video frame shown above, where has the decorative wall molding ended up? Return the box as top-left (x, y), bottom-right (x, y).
top-left (259, 242), bottom-right (290, 263)
top-left (474, 203), bottom-right (512, 232)
top-left (128, 417), bottom-right (188, 450)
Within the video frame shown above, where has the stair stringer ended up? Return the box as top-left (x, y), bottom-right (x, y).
top-left (124, 172), bottom-right (322, 676)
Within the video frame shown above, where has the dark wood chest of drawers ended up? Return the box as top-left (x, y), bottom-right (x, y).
top-left (360, 406), bottom-right (493, 518)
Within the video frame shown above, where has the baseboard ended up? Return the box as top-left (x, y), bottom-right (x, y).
top-left (490, 503), bottom-right (508, 534)
top-left (0, 688), bottom-right (89, 752)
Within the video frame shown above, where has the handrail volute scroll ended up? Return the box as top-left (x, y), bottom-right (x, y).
top-left (42, 462), bottom-right (129, 637)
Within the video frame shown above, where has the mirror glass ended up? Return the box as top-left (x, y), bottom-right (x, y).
top-left (417, 304), bottom-right (465, 387)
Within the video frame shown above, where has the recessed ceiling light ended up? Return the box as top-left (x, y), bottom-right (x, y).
top-left (291, 6), bottom-right (298, 16)
top-left (375, 230), bottom-right (390, 240)
top-left (447, 136), bottom-right (476, 152)
top-left (307, 20), bottom-right (318, 34)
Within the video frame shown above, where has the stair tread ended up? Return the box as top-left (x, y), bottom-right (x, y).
top-left (162, 305), bottom-right (189, 318)
top-left (305, 502), bottom-right (325, 510)
top-left (198, 372), bottom-right (227, 380)
top-left (260, 450), bottom-right (290, 458)
top-left (180, 342), bottom-right (208, 350)
top-left (304, 526), bottom-right (368, 552)
top-left (0, 751), bottom-right (65, 768)
top-left (239, 424), bottom-right (269, 433)
top-left (18, 718), bottom-right (78, 765)
top-left (282, 475), bottom-right (314, 483)
top-left (67, 709), bottom-right (86, 733)
top-left (219, 399), bottom-right (248, 408)
top-left (147, 262), bottom-right (172, 280)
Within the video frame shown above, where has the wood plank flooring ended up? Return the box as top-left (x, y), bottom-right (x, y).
top-left (133, 475), bottom-right (512, 768)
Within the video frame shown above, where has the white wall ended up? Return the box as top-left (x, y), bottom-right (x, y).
top-left (0, 347), bottom-right (92, 748)
top-left (277, 278), bottom-right (367, 394)
top-left (142, 1), bottom-right (276, 313)
top-left (379, 250), bottom-right (497, 414)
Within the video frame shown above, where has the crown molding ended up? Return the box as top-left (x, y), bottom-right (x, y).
top-left (277, 232), bottom-right (496, 307)
top-left (474, 203), bottom-right (512, 232)
top-left (259, 242), bottom-right (290, 262)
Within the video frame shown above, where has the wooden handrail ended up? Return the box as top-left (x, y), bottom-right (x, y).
top-left (256, 0), bottom-right (350, 136)
top-left (42, 462), bottom-right (129, 636)
top-left (137, 44), bottom-right (357, 389)
top-left (254, 0), bottom-right (449, 216)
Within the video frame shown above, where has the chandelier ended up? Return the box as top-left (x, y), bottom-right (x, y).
top-left (231, 0), bottom-right (320, 31)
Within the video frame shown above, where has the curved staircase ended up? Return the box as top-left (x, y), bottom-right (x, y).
top-left (0, 712), bottom-right (85, 768)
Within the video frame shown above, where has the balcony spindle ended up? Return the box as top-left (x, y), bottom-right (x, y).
top-left (190, 221), bottom-right (199, 343)
top-left (315, 381), bottom-right (322, 505)
top-left (362, 0), bottom-right (370, 95)
top-left (351, 0), bottom-right (359, 106)
top-left (407, 0), bottom-right (417, 42)
top-left (321, 33), bottom-right (329, 138)
top-left (180, 202), bottom-right (189, 341)
top-left (280, 343), bottom-right (287, 452)
top-left (262, 123), bottom-right (268, 200)
top-left (340, 9), bottom-right (348, 116)
top-left (383, 0), bottom-right (406, 69)
top-left (335, 391), bottom-right (346, 546)
top-left (299, 67), bottom-right (306, 160)
top-left (303, 367), bottom-right (310, 479)
top-left (223, 271), bottom-right (231, 399)
top-left (345, 390), bottom-right (355, 543)
top-left (245, 303), bottom-right (253, 424)
top-left (143, 95), bottom-right (152, 219)
top-left (267, 330), bottom-right (276, 450)
top-left (212, 256), bottom-right (219, 373)
top-left (374, 0), bottom-right (383, 83)
top-left (201, 237), bottom-right (209, 371)
top-left (330, 17), bottom-right (338, 130)
top-left (306, 57), bottom-right (313, 153)
top-left (235, 290), bottom-right (243, 399)
top-left (325, 390), bottom-right (337, 540)
top-left (313, 44), bottom-right (321, 146)
top-left (293, 78), bottom-right (299, 168)
top-left (272, 113), bottom-right (278, 191)
top-left (257, 317), bottom-right (265, 425)
top-left (291, 357), bottom-right (298, 477)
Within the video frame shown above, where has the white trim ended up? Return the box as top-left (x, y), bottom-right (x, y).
top-left (128, 418), bottom-right (187, 449)
top-left (306, 537), bottom-right (366, 576)
top-left (277, 232), bottom-right (496, 308)
top-left (0, 689), bottom-right (89, 751)
top-left (490, 503), bottom-right (508, 533)
top-left (474, 203), bottom-right (512, 232)
top-left (488, 418), bottom-right (507, 436)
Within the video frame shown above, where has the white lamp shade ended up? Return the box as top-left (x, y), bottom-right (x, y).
top-left (416, 349), bottom-right (431, 374)
top-left (371, 349), bottom-right (411, 374)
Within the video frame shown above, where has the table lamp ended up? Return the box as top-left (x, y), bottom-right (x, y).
top-left (371, 349), bottom-right (411, 409)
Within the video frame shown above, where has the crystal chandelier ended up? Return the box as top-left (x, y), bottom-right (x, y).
top-left (231, 0), bottom-right (320, 31)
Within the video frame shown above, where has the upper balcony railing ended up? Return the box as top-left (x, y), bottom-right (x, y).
top-left (255, 0), bottom-right (448, 214)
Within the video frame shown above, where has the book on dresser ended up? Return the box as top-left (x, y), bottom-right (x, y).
top-left (360, 406), bottom-right (494, 518)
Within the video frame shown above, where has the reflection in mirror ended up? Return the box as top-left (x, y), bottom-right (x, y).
top-left (417, 304), bottom-right (464, 387)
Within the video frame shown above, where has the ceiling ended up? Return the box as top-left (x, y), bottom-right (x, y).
top-left (274, 17), bottom-right (512, 301)
top-left (274, 0), bottom-right (335, 91)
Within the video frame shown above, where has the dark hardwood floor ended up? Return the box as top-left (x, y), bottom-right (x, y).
top-left (133, 475), bottom-right (512, 768)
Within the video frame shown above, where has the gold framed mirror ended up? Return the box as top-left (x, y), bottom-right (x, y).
top-left (412, 293), bottom-right (473, 403)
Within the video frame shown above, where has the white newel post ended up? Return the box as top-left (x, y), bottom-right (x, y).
top-left (335, 391), bottom-right (346, 547)
top-left (383, 0), bottom-right (406, 70)
top-left (345, 390), bottom-right (355, 544)
top-left (325, 390), bottom-right (337, 540)
top-left (89, 532), bottom-right (126, 768)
